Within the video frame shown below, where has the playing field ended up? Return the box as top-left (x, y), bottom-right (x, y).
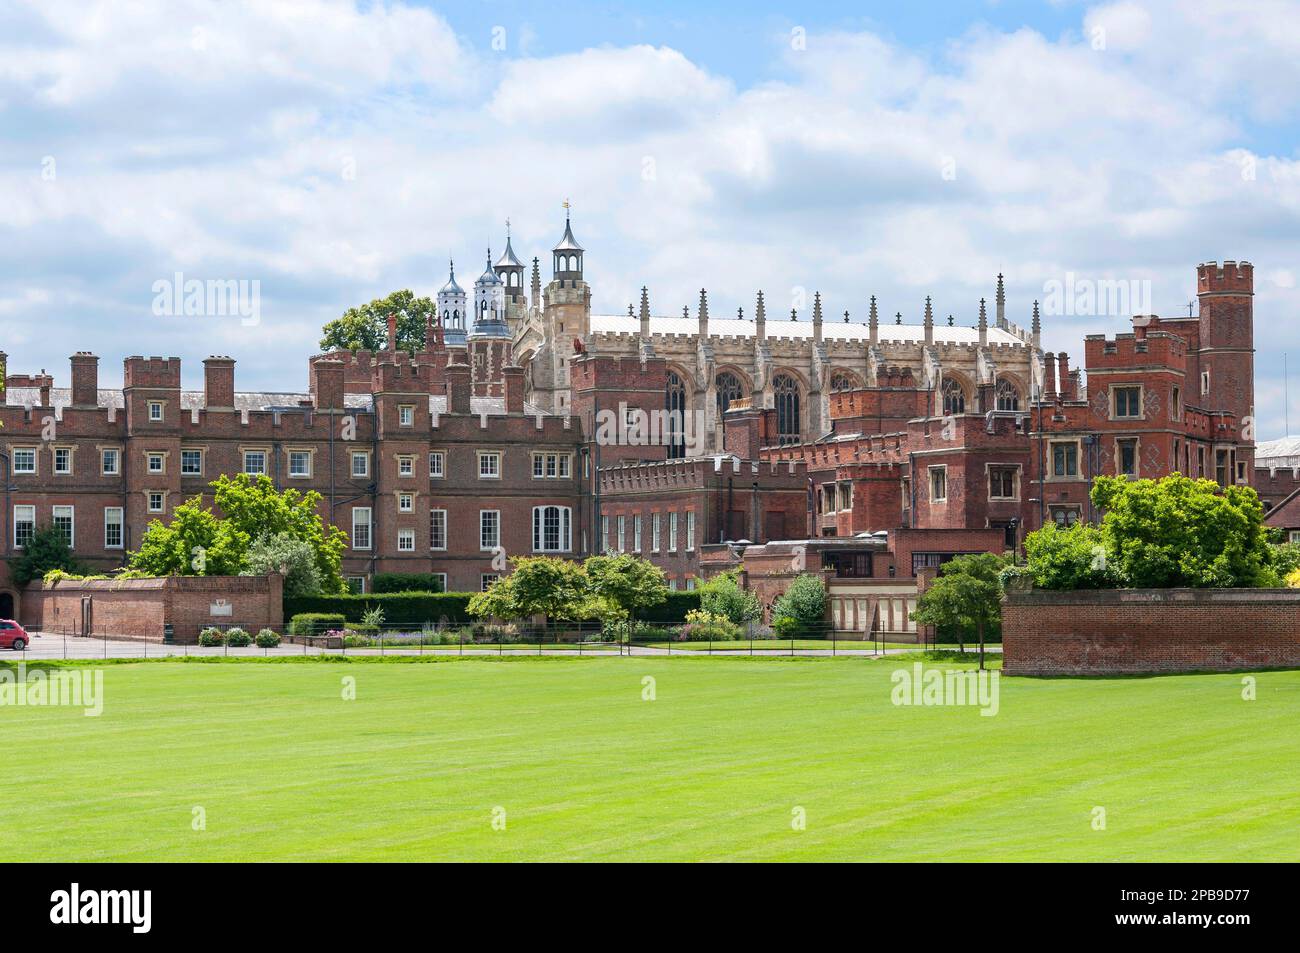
top-left (3, 656), bottom-right (1298, 861)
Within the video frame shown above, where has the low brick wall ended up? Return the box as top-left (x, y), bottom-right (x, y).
top-left (1003, 587), bottom-right (1300, 675)
top-left (23, 574), bottom-right (283, 643)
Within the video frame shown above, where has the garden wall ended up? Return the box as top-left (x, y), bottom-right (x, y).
top-left (1003, 587), bottom-right (1300, 675)
top-left (23, 574), bottom-right (283, 643)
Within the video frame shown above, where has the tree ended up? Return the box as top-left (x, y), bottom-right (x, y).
top-left (244, 532), bottom-right (322, 598)
top-left (1022, 521), bottom-right (1114, 590)
top-left (583, 553), bottom-right (669, 621)
top-left (128, 497), bottom-right (249, 576)
top-left (210, 474), bottom-right (347, 593)
top-left (467, 556), bottom-right (592, 625)
top-left (319, 289), bottom-right (434, 352)
top-left (699, 571), bottom-right (762, 626)
top-left (911, 552), bottom-right (1006, 668)
top-left (771, 574), bottom-right (827, 639)
top-left (1091, 474), bottom-right (1274, 588)
top-left (9, 524), bottom-right (89, 586)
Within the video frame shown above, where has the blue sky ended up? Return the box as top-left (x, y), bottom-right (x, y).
top-left (2, 0), bottom-right (1299, 436)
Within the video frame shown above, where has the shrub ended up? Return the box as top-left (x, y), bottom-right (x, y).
top-left (677, 609), bottom-right (741, 642)
top-left (198, 627), bottom-right (224, 646)
top-left (372, 573), bottom-right (446, 594)
top-left (699, 573), bottom-right (762, 625)
top-left (288, 613), bottom-right (347, 636)
top-left (771, 574), bottom-right (827, 638)
top-left (224, 627), bottom-right (251, 647)
top-left (11, 523), bottom-right (90, 586)
top-left (1023, 521), bottom-right (1115, 590)
top-left (255, 629), bottom-right (281, 648)
top-left (245, 532), bottom-right (322, 598)
top-left (342, 633), bottom-right (373, 648)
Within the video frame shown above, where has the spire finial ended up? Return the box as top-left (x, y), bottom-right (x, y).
top-left (791, 308), bottom-right (798, 321)
top-left (844, 310), bottom-right (850, 323)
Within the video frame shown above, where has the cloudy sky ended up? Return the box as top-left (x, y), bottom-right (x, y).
top-left (2, 0), bottom-right (1298, 435)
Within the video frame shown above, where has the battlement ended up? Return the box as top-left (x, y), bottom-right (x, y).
top-left (1084, 328), bottom-right (1188, 369)
top-left (1197, 260), bottom-right (1254, 295)
top-left (123, 355), bottom-right (181, 389)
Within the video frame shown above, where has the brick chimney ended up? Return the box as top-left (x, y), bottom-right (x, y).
top-left (203, 355), bottom-right (236, 408)
top-left (1042, 352), bottom-right (1057, 399)
top-left (1057, 352), bottom-right (1071, 399)
top-left (446, 361), bottom-right (472, 414)
top-left (311, 358), bottom-right (346, 410)
top-left (503, 364), bottom-right (525, 414)
top-left (70, 352), bottom-right (99, 407)
top-left (387, 313), bottom-right (398, 352)
top-left (39, 371), bottom-right (51, 407)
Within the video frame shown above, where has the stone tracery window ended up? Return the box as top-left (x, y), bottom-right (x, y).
top-left (715, 371), bottom-right (744, 415)
top-left (830, 370), bottom-right (858, 392)
top-left (774, 374), bottom-right (801, 445)
top-left (996, 378), bottom-right (1020, 411)
top-left (666, 371), bottom-right (687, 459)
top-left (942, 378), bottom-right (966, 415)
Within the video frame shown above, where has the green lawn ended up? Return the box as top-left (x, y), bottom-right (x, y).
top-left (3, 656), bottom-right (1297, 861)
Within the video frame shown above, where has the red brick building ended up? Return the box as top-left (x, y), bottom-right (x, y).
top-left (0, 259), bottom-right (1259, 628)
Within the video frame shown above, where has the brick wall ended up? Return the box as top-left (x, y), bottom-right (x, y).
top-left (23, 573), bottom-right (283, 643)
top-left (1003, 587), bottom-right (1300, 675)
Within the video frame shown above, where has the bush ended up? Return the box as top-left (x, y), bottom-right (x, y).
top-left (288, 613), bottom-right (347, 636)
top-left (771, 574), bottom-right (827, 638)
top-left (649, 590), bottom-right (701, 624)
top-left (1023, 521), bottom-right (1115, 590)
top-left (699, 573), bottom-right (762, 625)
top-left (198, 627), bottom-right (224, 646)
top-left (255, 629), bottom-right (281, 648)
top-left (224, 627), bottom-right (251, 647)
top-left (676, 609), bottom-right (741, 642)
top-left (372, 573), bottom-right (447, 594)
top-left (284, 592), bottom-right (475, 626)
top-left (245, 532), bottom-right (322, 598)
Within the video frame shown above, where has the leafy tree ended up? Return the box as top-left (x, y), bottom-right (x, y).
top-left (1022, 521), bottom-right (1115, 590)
top-left (319, 289), bottom-right (434, 352)
top-left (699, 571), bottom-right (762, 626)
top-left (583, 553), bottom-right (669, 621)
top-left (1091, 474), bottom-right (1274, 588)
top-left (912, 552), bottom-right (1006, 667)
top-left (771, 573), bottom-right (827, 639)
top-left (9, 524), bottom-right (90, 586)
top-left (210, 474), bottom-right (347, 593)
top-left (244, 532), bottom-right (323, 598)
top-left (128, 497), bottom-right (249, 576)
top-left (467, 556), bottom-right (592, 625)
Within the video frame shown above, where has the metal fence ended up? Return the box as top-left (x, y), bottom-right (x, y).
top-left (0, 618), bottom-right (963, 660)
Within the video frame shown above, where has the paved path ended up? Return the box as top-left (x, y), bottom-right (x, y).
top-left (9, 632), bottom-right (999, 662)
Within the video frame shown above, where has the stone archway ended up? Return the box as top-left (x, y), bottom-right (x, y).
top-left (0, 589), bottom-right (17, 621)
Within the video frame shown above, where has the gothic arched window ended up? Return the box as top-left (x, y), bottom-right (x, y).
top-left (774, 374), bottom-right (801, 445)
top-left (715, 372), bottom-right (744, 415)
top-left (665, 372), bottom-right (687, 459)
top-left (942, 378), bottom-right (966, 415)
top-left (830, 370), bottom-right (858, 392)
top-left (996, 378), bottom-right (1020, 411)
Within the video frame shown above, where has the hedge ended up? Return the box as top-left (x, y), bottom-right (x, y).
top-left (638, 590), bottom-right (700, 625)
top-left (372, 572), bottom-right (447, 594)
top-left (284, 592), bottom-right (475, 626)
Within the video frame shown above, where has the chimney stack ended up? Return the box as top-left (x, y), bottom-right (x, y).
top-left (387, 313), bottom-right (399, 352)
top-left (203, 355), bottom-right (236, 409)
top-left (1043, 352), bottom-right (1058, 399)
top-left (311, 358), bottom-right (346, 410)
top-left (446, 361), bottom-right (472, 414)
top-left (70, 352), bottom-right (99, 407)
top-left (503, 364), bottom-right (525, 414)
top-left (1057, 352), bottom-right (1071, 399)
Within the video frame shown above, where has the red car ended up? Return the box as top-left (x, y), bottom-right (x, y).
top-left (0, 620), bottom-right (29, 651)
